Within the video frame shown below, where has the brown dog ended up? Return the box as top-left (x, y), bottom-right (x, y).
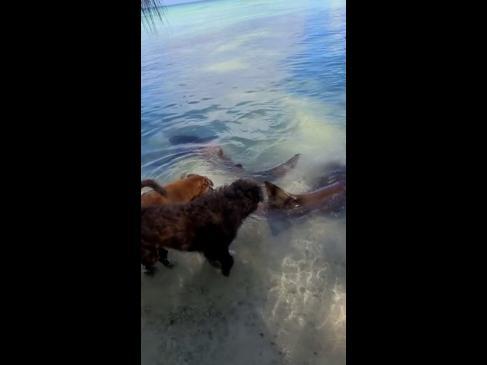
top-left (141, 174), bottom-right (214, 208)
top-left (141, 179), bottom-right (263, 277)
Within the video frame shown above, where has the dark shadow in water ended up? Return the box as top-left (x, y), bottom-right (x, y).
top-left (169, 135), bottom-right (217, 145)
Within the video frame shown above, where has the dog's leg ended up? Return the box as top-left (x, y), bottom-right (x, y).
top-left (204, 245), bottom-right (233, 276)
top-left (204, 251), bottom-right (216, 265)
top-left (203, 250), bottom-right (222, 270)
top-left (158, 248), bottom-right (175, 268)
top-left (144, 265), bottom-right (157, 276)
top-left (208, 260), bottom-right (221, 269)
top-left (219, 251), bottom-right (234, 277)
top-left (142, 242), bottom-right (159, 276)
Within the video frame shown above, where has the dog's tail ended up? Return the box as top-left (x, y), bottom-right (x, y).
top-left (141, 179), bottom-right (167, 196)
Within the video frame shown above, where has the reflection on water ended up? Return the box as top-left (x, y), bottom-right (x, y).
top-left (142, 0), bottom-right (345, 364)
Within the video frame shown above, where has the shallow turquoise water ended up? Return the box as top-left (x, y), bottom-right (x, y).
top-left (141, 1), bottom-right (346, 364)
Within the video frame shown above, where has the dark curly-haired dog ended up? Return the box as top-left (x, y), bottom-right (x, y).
top-left (141, 179), bottom-right (264, 277)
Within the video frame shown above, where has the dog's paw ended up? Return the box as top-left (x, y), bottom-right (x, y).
top-left (144, 267), bottom-right (157, 277)
top-left (161, 259), bottom-right (176, 268)
top-left (209, 260), bottom-right (221, 269)
top-left (222, 271), bottom-right (230, 277)
top-left (221, 268), bottom-right (231, 277)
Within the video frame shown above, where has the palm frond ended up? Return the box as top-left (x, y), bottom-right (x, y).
top-left (141, 0), bottom-right (165, 30)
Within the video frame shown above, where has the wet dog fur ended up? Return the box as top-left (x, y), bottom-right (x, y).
top-left (141, 179), bottom-right (263, 277)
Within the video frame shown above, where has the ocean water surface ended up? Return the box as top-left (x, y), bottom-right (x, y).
top-left (141, 0), bottom-right (346, 364)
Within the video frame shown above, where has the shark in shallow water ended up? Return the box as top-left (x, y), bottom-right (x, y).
top-left (168, 135), bottom-right (301, 182)
top-left (261, 163), bottom-right (346, 234)
top-left (155, 135), bottom-right (344, 234)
